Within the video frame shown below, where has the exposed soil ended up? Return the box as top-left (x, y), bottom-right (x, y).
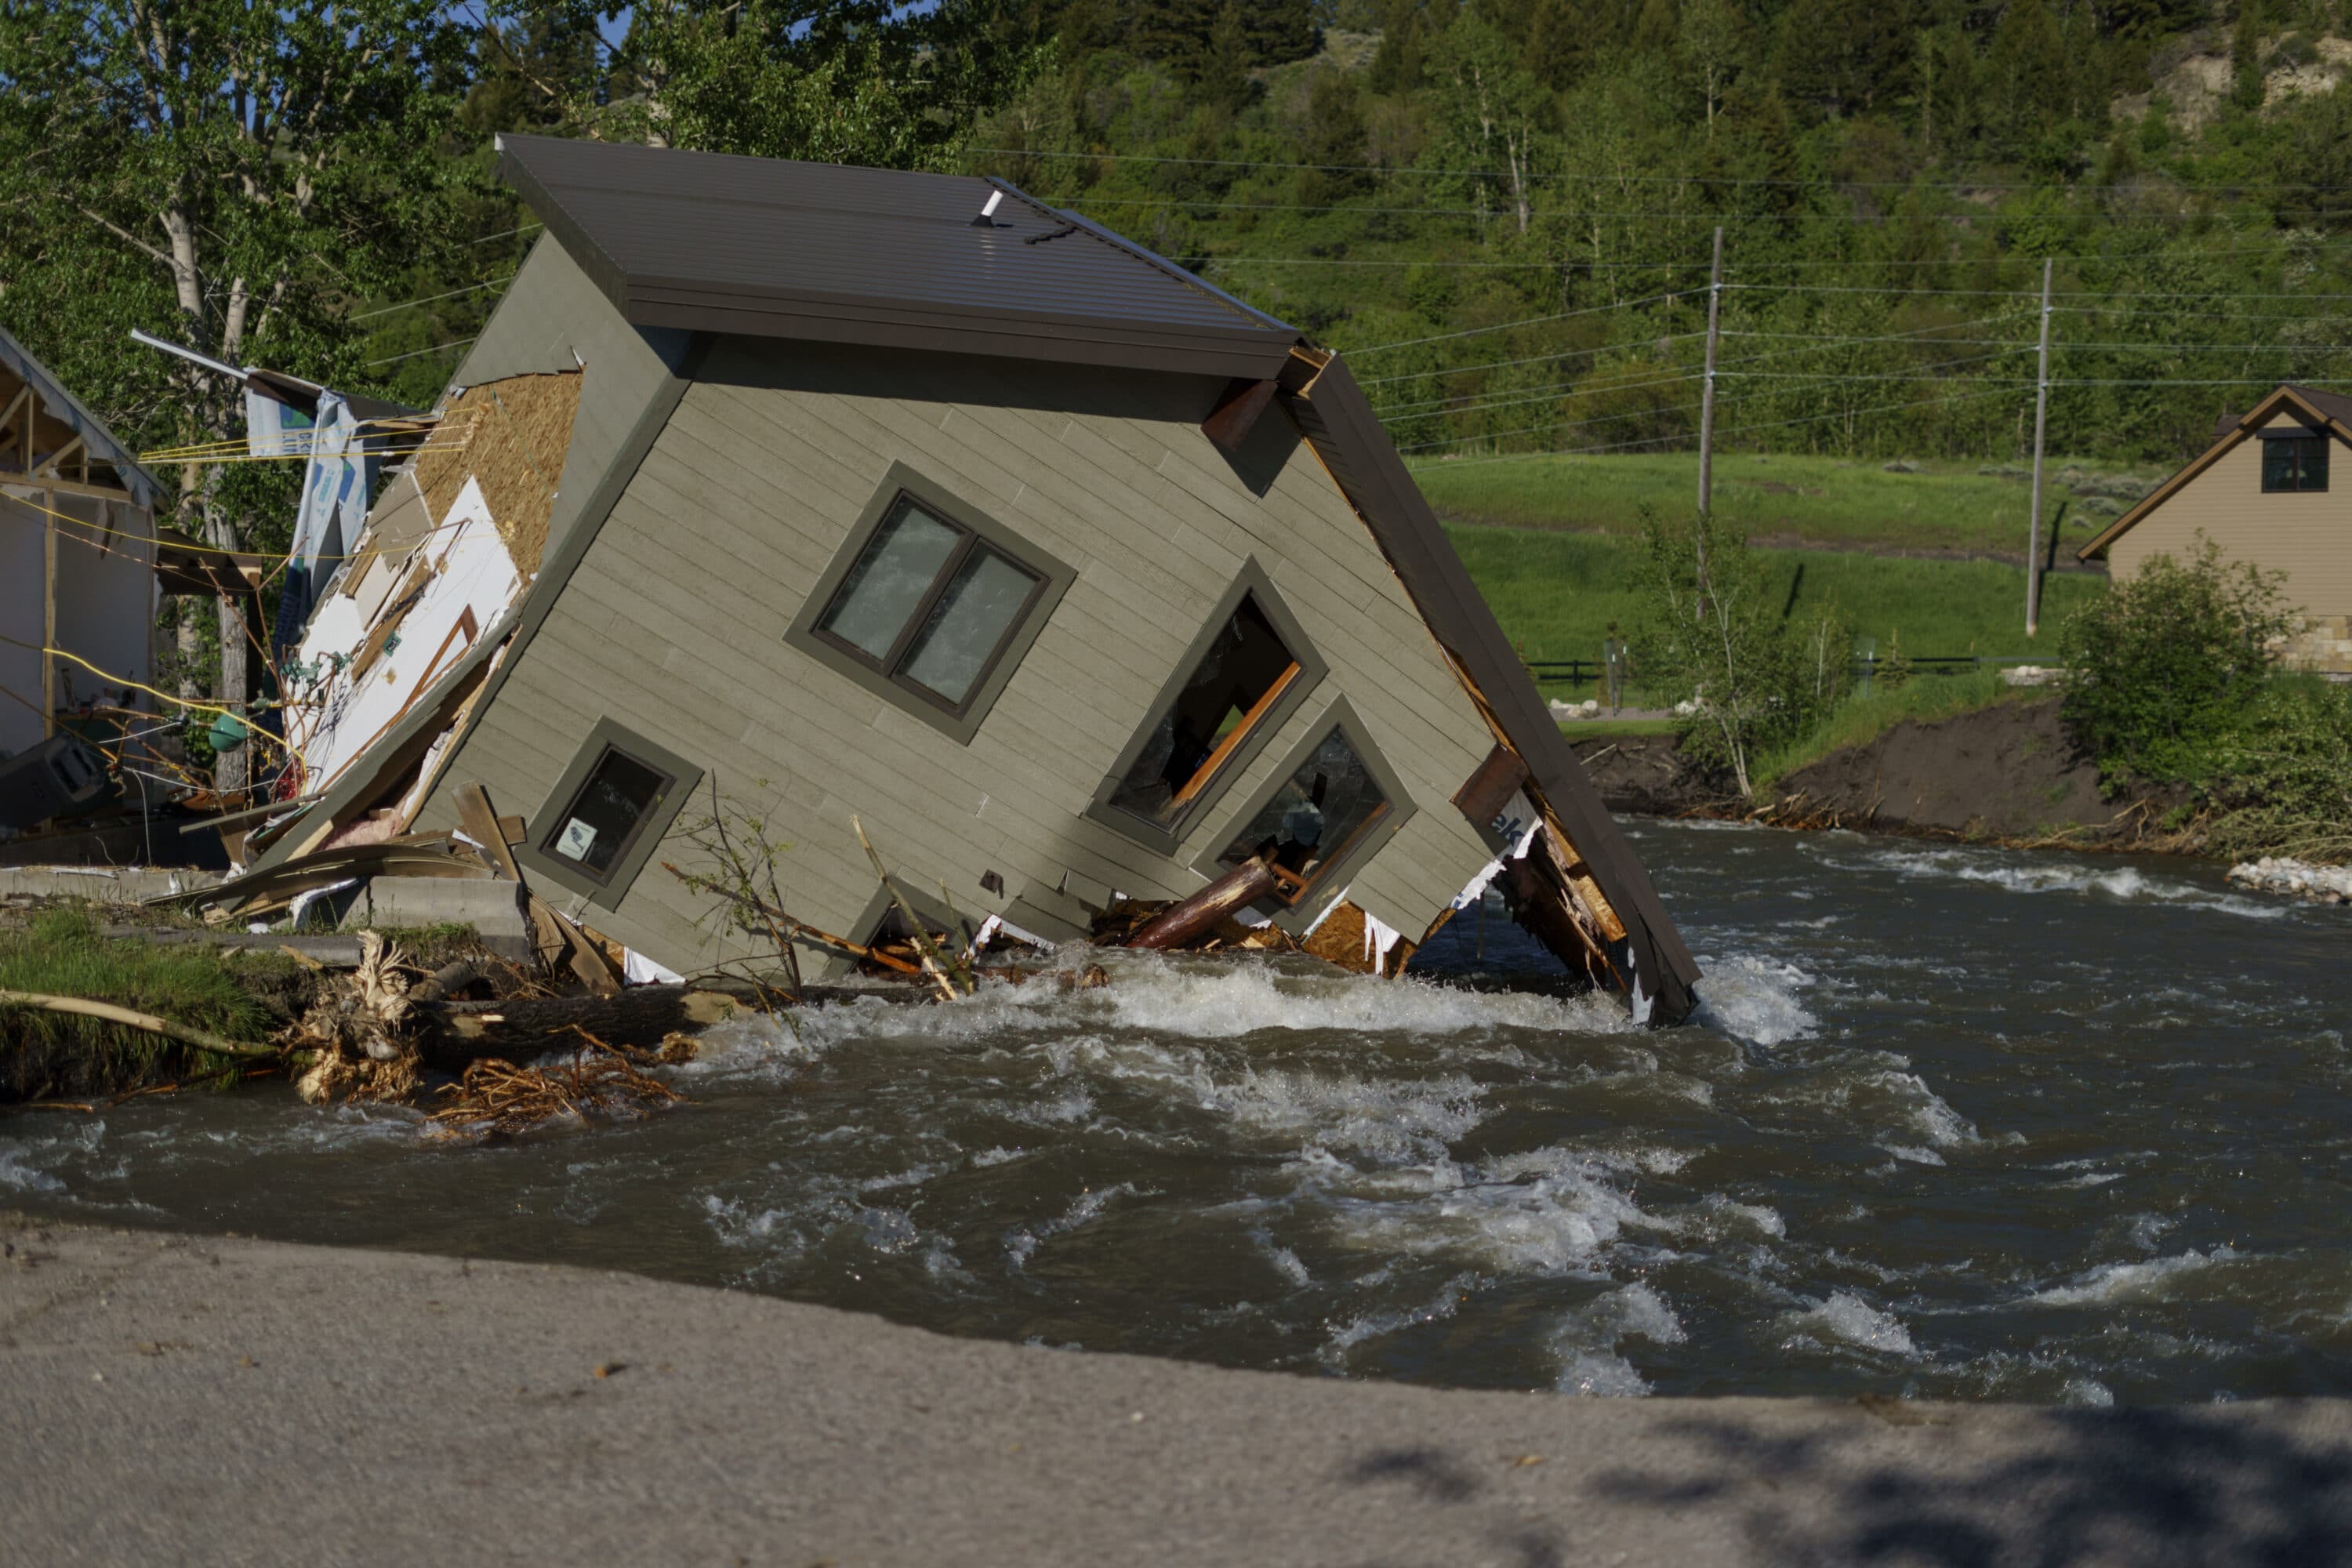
top-left (1577, 698), bottom-right (2188, 852)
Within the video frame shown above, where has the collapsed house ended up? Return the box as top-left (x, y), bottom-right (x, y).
top-left (223, 136), bottom-right (1700, 1022)
top-left (0, 326), bottom-right (256, 848)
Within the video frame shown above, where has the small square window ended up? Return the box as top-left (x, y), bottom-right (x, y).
top-left (2262, 434), bottom-right (2328, 492)
top-left (815, 495), bottom-right (1045, 712)
top-left (1218, 724), bottom-right (1395, 906)
top-left (786, 466), bottom-right (1076, 745)
top-left (543, 745), bottom-right (672, 884)
top-left (520, 718), bottom-right (702, 905)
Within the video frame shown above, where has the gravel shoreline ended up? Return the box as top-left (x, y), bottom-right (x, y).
top-left (5, 1214), bottom-right (2350, 1566)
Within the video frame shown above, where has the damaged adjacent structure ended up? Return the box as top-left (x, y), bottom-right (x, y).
top-left (238, 136), bottom-right (1700, 1022)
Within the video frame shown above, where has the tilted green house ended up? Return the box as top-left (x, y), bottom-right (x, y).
top-left (270, 135), bottom-right (1700, 1022)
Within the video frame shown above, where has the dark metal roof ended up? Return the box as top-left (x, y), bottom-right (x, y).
top-left (0, 325), bottom-right (161, 509)
top-left (495, 135), bottom-right (1299, 380)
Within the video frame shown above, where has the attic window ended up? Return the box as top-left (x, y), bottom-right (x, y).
top-left (789, 465), bottom-right (1076, 745)
top-left (1216, 721), bottom-right (1397, 906)
top-left (2261, 431), bottom-right (2328, 493)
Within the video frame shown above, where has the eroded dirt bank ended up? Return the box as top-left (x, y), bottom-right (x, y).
top-left (1576, 698), bottom-right (2179, 849)
top-left (6, 1217), bottom-right (2350, 1567)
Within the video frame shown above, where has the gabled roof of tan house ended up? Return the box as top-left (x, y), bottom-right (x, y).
top-left (2080, 383), bottom-right (2352, 560)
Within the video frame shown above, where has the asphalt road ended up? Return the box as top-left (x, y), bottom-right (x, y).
top-left (5, 1214), bottom-right (2350, 1566)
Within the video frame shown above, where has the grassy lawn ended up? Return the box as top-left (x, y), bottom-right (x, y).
top-left (1448, 523), bottom-right (2106, 671)
top-left (0, 909), bottom-right (289, 1100)
top-left (1413, 452), bottom-right (2165, 557)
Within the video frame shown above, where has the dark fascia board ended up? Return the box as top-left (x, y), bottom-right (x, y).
top-left (516, 715), bottom-right (704, 906)
top-left (782, 459), bottom-right (1077, 748)
top-left (624, 296), bottom-right (1292, 382)
top-left (1186, 693), bottom-right (1420, 935)
top-left (1279, 357), bottom-right (1700, 1023)
top-left (1082, 556), bottom-right (1327, 855)
top-left (626, 271), bottom-right (1292, 353)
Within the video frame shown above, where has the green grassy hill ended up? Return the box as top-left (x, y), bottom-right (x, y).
top-left (1447, 524), bottom-right (2104, 677)
top-left (1413, 452), bottom-right (2165, 559)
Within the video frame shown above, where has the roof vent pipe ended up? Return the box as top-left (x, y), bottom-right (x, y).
top-left (971, 189), bottom-right (1004, 228)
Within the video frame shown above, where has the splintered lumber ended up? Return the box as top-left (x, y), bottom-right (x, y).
top-left (415, 985), bottom-right (742, 1071)
top-left (851, 815), bottom-right (964, 1000)
top-left (453, 782), bottom-right (527, 884)
top-left (1127, 855), bottom-right (1278, 950)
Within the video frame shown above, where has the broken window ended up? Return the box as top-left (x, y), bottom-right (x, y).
top-left (814, 493), bottom-right (1047, 713)
top-left (541, 742), bottom-right (675, 885)
top-left (1218, 724), bottom-right (1393, 904)
top-left (1109, 593), bottom-right (1302, 831)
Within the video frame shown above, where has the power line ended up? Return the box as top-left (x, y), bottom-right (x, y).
top-left (350, 273), bottom-right (515, 321)
top-left (971, 145), bottom-right (2352, 196)
top-left (364, 336), bottom-right (477, 368)
top-left (1342, 292), bottom-right (1686, 355)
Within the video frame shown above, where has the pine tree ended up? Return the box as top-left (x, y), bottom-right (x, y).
top-left (2233, 0), bottom-right (2267, 113)
top-left (1131, 0), bottom-right (1220, 79)
top-left (1200, 1), bottom-right (1255, 109)
top-left (1985, 0), bottom-right (2067, 154)
top-left (1245, 0), bottom-right (1321, 67)
top-left (1368, 0), bottom-right (1428, 93)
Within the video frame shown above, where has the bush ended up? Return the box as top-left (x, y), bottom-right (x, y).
top-left (2057, 533), bottom-right (2294, 786)
top-left (1633, 506), bottom-right (1846, 797)
top-left (2203, 677), bottom-right (2352, 865)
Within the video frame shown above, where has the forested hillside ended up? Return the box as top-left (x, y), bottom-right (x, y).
top-left (4, 0), bottom-right (2350, 679)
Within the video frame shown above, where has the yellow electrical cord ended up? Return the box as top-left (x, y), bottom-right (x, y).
top-left (0, 632), bottom-right (309, 766)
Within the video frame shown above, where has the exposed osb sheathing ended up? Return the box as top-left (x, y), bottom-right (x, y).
top-left (411, 371), bottom-right (580, 577)
top-left (1298, 901), bottom-right (1414, 978)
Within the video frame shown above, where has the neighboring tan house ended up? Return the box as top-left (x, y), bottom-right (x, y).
top-left (2081, 383), bottom-right (2352, 672)
top-left (249, 135), bottom-right (1700, 1022)
top-left (0, 327), bottom-right (168, 760)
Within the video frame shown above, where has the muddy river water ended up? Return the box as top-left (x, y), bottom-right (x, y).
top-left (6, 820), bottom-right (2350, 1403)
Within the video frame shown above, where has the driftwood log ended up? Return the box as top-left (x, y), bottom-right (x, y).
top-left (414, 985), bottom-right (746, 1070)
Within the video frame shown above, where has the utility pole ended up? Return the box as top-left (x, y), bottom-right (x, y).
top-left (1697, 225), bottom-right (1723, 616)
top-left (2027, 256), bottom-right (2053, 638)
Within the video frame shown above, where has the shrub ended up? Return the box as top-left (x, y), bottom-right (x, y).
top-left (2204, 677), bottom-right (2352, 864)
top-left (2057, 533), bottom-right (2295, 786)
top-left (1633, 506), bottom-right (1846, 797)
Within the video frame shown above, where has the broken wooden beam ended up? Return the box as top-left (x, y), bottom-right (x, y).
top-left (1127, 855), bottom-right (1277, 950)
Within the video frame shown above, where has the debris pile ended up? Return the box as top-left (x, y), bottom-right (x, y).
top-left (424, 1030), bottom-right (684, 1141)
top-left (289, 931), bottom-right (420, 1104)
